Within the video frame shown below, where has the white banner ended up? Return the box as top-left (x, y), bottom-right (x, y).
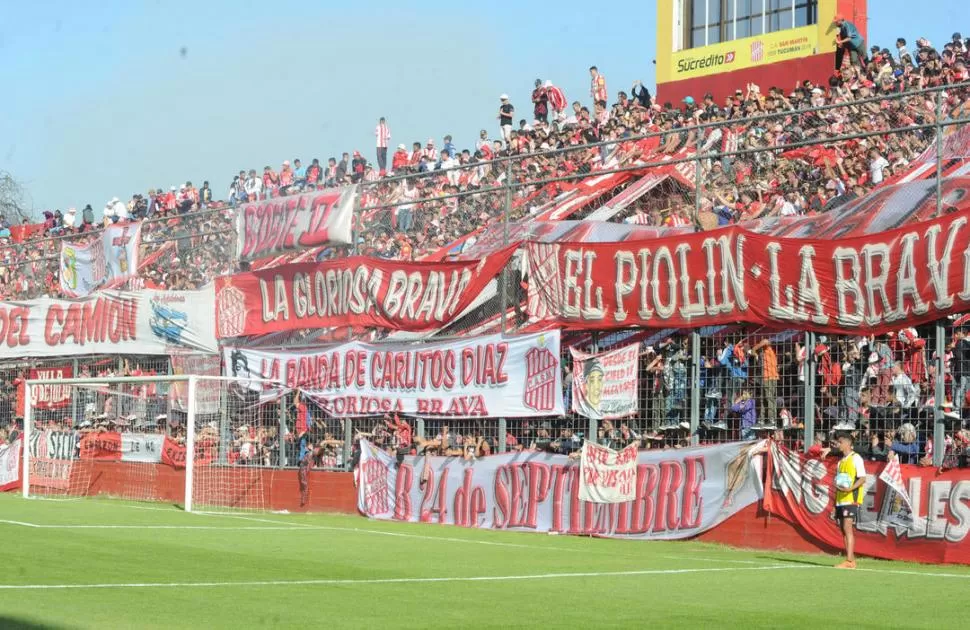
top-left (224, 331), bottom-right (563, 418)
top-left (0, 439), bottom-right (20, 489)
top-left (571, 343), bottom-right (639, 420)
top-left (59, 223), bottom-right (142, 298)
top-left (120, 433), bottom-right (164, 464)
top-left (103, 223), bottom-right (141, 285)
top-left (170, 353), bottom-right (222, 415)
top-left (0, 288), bottom-right (217, 358)
top-left (236, 185), bottom-right (355, 262)
top-left (357, 439), bottom-right (764, 538)
top-left (579, 441), bottom-right (639, 503)
top-left (60, 238), bottom-right (105, 298)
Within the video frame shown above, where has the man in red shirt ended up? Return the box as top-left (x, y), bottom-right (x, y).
top-left (590, 66), bottom-right (607, 108)
top-left (294, 390), bottom-right (310, 439)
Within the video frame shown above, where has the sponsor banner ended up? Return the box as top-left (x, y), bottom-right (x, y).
top-left (0, 288), bottom-right (217, 358)
top-left (59, 223), bottom-right (142, 298)
top-left (357, 439), bottom-right (763, 538)
top-left (59, 238), bottom-right (105, 298)
top-left (169, 353), bottom-right (222, 415)
top-left (224, 331), bottom-right (563, 418)
top-left (526, 200), bottom-right (970, 335)
top-left (670, 25), bottom-right (818, 81)
top-left (0, 440), bottom-right (21, 492)
top-left (120, 433), bottom-right (164, 464)
top-left (579, 441), bottom-right (639, 504)
top-left (764, 442), bottom-right (970, 565)
top-left (236, 185), bottom-right (355, 262)
top-left (571, 344), bottom-right (638, 420)
top-left (214, 246), bottom-right (516, 337)
top-left (29, 365), bottom-right (74, 410)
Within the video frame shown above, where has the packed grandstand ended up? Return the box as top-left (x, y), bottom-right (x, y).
top-left (2, 25), bottom-right (970, 481)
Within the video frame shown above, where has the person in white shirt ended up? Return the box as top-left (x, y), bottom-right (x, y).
top-left (891, 361), bottom-right (918, 408)
top-left (869, 149), bottom-right (890, 185)
top-left (243, 170), bottom-right (262, 202)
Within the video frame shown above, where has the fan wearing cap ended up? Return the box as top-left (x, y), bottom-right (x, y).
top-left (833, 431), bottom-right (867, 569)
top-left (831, 14), bottom-right (867, 72)
top-left (497, 94), bottom-right (514, 143)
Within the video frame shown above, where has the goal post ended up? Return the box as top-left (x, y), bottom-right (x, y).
top-left (22, 374), bottom-right (272, 512)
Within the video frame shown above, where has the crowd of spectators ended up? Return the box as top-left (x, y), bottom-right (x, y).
top-left (2, 27), bottom-right (970, 299)
top-left (3, 25), bottom-right (970, 470)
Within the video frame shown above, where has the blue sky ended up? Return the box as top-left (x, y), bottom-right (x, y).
top-left (0, 0), bottom-right (959, 215)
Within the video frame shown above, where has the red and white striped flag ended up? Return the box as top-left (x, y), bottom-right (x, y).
top-left (878, 454), bottom-right (926, 529)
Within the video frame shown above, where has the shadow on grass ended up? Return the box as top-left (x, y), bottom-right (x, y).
top-left (0, 617), bottom-right (70, 630)
top-left (756, 555), bottom-right (833, 567)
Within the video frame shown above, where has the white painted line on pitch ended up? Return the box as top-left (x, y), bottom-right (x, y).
top-left (0, 520), bottom-right (42, 528)
top-left (854, 567), bottom-right (970, 579)
top-left (0, 565), bottom-right (813, 591)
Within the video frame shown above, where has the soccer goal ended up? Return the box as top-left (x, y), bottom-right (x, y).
top-left (22, 374), bottom-right (272, 513)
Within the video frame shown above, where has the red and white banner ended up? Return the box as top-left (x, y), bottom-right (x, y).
top-left (236, 185), bottom-right (355, 262)
top-left (571, 344), bottom-right (638, 420)
top-left (169, 353), bottom-right (222, 415)
top-left (60, 223), bottom-right (142, 298)
top-left (764, 442), bottom-right (970, 565)
top-left (214, 246), bottom-right (516, 337)
top-left (0, 440), bottom-right (20, 492)
top-left (579, 441), bottom-right (639, 503)
top-left (0, 288), bottom-right (217, 358)
top-left (29, 365), bottom-right (74, 410)
top-left (357, 439), bottom-right (764, 537)
top-left (224, 331), bottom-right (563, 418)
top-left (527, 196), bottom-right (970, 335)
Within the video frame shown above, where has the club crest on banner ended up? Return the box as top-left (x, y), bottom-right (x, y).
top-left (524, 335), bottom-right (558, 413)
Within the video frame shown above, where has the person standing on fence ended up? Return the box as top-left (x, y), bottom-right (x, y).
top-left (832, 15), bottom-right (867, 72)
top-left (498, 95), bottom-right (514, 143)
top-left (749, 339), bottom-right (778, 425)
top-left (833, 432), bottom-right (868, 569)
top-left (375, 117), bottom-right (390, 175)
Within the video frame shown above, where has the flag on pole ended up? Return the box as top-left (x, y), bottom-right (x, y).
top-left (878, 454), bottom-right (926, 530)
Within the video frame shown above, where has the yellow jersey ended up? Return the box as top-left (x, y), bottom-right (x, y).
top-left (835, 451), bottom-right (867, 506)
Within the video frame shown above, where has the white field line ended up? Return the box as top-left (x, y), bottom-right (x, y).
top-left (660, 555), bottom-right (771, 566)
top-left (0, 565), bottom-right (812, 591)
top-left (0, 521), bottom-right (320, 531)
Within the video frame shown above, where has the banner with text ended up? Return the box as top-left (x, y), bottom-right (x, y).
top-left (236, 184), bottom-right (355, 262)
top-left (527, 197), bottom-right (970, 335)
top-left (60, 222), bottom-right (142, 298)
top-left (357, 439), bottom-right (763, 537)
top-left (571, 344), bottom-right (639, 420)
top-left (224, 331), bottom-right (563, 418)
top-left (28, 365), bottom-right (74, 410)
top-left (0, 288), bottom-right (217, 358)
top-left (579, 441), bottom-right (639, 504)
top-left (764, 442), bottom-right (970, 565)
top-left (214, 246), bottom-right (516, 337)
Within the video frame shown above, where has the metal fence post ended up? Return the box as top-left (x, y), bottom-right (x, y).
top-left (71, 358), bottom-right (80, 427)
top-left (498, 418), bottom-right (507, 453)
top-left (694, 156), bottom-right (702, 225)
top-left (934, 321), bottom-right (946, 468)
top-left (416, 417), bottom-right (426, 443)
top-left (343, 418), bottom-right (353, 471)
top-left (278, 396), bottom-right (288, 468)
top-left (499, 157), bottom-right (513, 335)
top-left (690, 330), bottom-right (701, 446)
top-left (803, 331), bottom-right (816, 453)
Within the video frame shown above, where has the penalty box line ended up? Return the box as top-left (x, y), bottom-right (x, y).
top-left (0, 565), bottom-right (815, 590)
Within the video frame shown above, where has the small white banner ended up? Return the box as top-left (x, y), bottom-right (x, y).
top-left (120, 433), bottom-right (165, 464)
top-left (579, 441), bottom-right (639, 503)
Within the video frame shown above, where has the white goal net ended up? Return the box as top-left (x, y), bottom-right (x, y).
top-left (22, 375), bottom-right (270, 512)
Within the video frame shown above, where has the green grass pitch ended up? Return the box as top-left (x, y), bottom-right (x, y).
top-left (1, 493), bottom-right (968, 629)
